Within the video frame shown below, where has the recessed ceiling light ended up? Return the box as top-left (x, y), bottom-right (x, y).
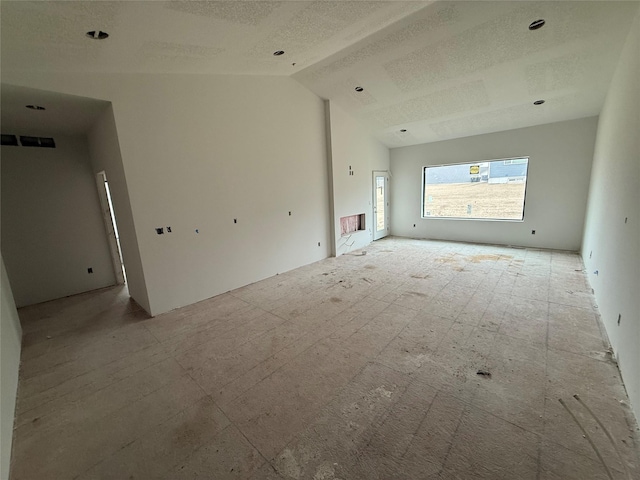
top-left (529, 19), bottom-right (545, 30)
top-left (400, 129), bottom-right (407, 133)
top-left (25, 105), bottom-right (45, 110)
top-left (273, 50), bottom-right (285, 56)
top-left (355, 86), bottom-right (364, 92)
top-left (533, 100), bottom-right (545, 105)
top-left (86, 30), bottom-right (109, 40)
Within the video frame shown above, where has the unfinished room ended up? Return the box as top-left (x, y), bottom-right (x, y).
top-left (1, 1), bottom-right (638, 479)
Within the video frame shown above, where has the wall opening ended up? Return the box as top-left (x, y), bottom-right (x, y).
top-left (96, 171), bottom-right (126, 284)
top-left (340, 213), bottom-right (366, 236)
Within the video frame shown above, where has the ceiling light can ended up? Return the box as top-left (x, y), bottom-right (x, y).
top-left (355, 86), bottom-right (364, 92)
top-left (86, 30), bottom-right (109, 40)
top-left (533, 100), bottom-right (545, 105)
top-left (529, 19), bottom-right (545, 30)
top-left (273, 50), bottom-right (285, 56)
top-left (25, 105), bottom-right (46, 110)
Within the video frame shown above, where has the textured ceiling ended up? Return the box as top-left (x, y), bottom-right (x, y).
top-left (0, 1), bottom-right (427, 75)
top-left (1, 1), bottom-right (638, 145)
top-left (294, 1), bottom-right (639, 146)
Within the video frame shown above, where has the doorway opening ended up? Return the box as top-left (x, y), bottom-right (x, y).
top-left (96, 171), bottom-right (126, 284)
top-left (373, 171), bottom-right (390, 241)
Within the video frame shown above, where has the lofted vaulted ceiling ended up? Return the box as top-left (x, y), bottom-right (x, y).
top-left (1, 1), bottom-right (638, 145)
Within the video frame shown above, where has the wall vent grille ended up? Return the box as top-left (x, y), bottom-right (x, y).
top-left (19, 136), bottom-right (56, 148)
top-left (1, 134), bottom-right (19, 146)
top-left (1, 134), bottom-right (57, 148)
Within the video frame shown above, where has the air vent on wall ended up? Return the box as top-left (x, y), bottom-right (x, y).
top-left (19, 136), bottom-right (56, 148)
top-left (1, 134), bottom-right (19, 146)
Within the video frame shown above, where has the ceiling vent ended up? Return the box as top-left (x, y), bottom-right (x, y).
top-left (19, 136), bottom-right (56, 148)
top-left (1, 134), bottom-right (19, 146)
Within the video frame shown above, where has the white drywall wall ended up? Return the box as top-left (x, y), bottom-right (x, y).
top-left (87, 106), bottom-right (151, 314)
top-left (326, 101), bottom-right (390, 256)
top-left (1, 255), bottom-right (22, 480)
top-left (582, 11), bottom-right (640, 419)
top-left (390, 117), bottom-right (598, 251)
top-left (124, 76), bottom-right (330, 315)
top-left (1, 135), bottom-right (116, 307)
top-left (1, 73), bottom-right (332, 315)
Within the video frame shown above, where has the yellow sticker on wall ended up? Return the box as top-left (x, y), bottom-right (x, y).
top-left (470, 165), bottom-right (480, 174)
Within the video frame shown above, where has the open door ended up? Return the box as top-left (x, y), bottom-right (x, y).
top-left (96, 171), bottom-right (126, 285)
top-left (373, 171), bottom-right (390, 240)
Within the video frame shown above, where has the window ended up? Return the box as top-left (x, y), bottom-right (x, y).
top-left (422, 157), bottom-right (528, 221)
top-left (503, 158), bottom-right (527, 165)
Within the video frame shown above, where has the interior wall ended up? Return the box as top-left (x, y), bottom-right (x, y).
top-left (0, 255), bottom-right (22, 480)
top-left (87, 106), bottom-right (151, 314)
top-left (326, 101), bottom-right (390, 256)
top-left (1, 134), bottom-right (116, 307)
top-left (390, 117), bottom-right (598, 251)
top-left (1, 73), bottom-right (332, 315)
top-left (115, 75), bottom-right (330, 315)
top-left (582, 11), bottom-right (639, 419)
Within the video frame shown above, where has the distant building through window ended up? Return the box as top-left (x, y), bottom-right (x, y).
top-left (422, 158), bottom-right (529, 220)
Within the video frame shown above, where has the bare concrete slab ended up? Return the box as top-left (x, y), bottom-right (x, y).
top-left (9, 237), bottom-right (639, 479)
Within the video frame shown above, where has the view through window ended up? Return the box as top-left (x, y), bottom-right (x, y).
top-left (423, 158), bottom-right (529, 220)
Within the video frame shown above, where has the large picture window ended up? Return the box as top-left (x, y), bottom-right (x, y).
top-left (422, 157), bottom-right (529, 221)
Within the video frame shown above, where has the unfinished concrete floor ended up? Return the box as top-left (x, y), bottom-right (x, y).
top-left (9, 237), bottom-right (639, 479)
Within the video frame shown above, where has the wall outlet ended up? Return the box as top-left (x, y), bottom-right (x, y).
top-left (617, 314), bottom-right (622, 325)
top-left (87, 267), bottom-right (93, 274)
top-left (318, 242), bottom-right (321, 247)
top-left (234, 218), bottom-right (237, 224)
top-left (156, 227), bottom-right (164, 235)
top-left (531, 230), bottom-right (536, 235)
top-left (166, 226), bottom-right (172, 233)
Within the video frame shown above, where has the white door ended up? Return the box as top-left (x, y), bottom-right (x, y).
top-left (373, 171), bottom-right (389, 240)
